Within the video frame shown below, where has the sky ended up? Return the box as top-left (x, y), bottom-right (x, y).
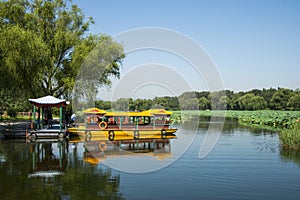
top-left (72, 0), bottom-right (300, 99)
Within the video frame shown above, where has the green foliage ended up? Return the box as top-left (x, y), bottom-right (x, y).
top-left (288, 93), bottom-right (300, 110)
top-left (0, 25), bottom-right (48, 97)
top-left (111, 98), bottom-right (130, 111)
top-left (279, 122), bottom-right (300, 151)
top-left (198, 97), bottom-right (210, 110)
top-left (178, 92), bottom-right (199, 110)
top-left (218, 96), bottom-right (232, 110)
top-left (92, 87), bottom-right (300, 113)
top-left (236, 93), bottom-right (267, 110)
top-left (153, 96), bottom-right (179, 110)
top-left (95, 100), bottom-right (112, 110)
top-left (100, 96), bottom-right (180, 112)
top-left (237, 110), bottom-right (300, 130)
top-left (0, 0), bottom-right (124, 101)
top-left (72, 34), bottom-right (124, 102)
top-left (7, 107), bottom-right (17, 118)
top-left (270, 88), bottom-right (292, 110)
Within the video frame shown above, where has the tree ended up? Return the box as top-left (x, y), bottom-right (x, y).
top-left (152, 96), bottom-right (179, 110)
top-left (178, 92), bottom-right (199, 110)
top-left (236, 93), bottom-right (267, 110)
top-left (270, 88), bottom-right (292, 110)
top-left (133, 98), bottom-right (153, 111)
top-left (112, 98), bottom-right (130, 111)
top-left (198, 97), bottom-right (210, 110)
top-left (288, 93), bottom-right (300, 110)
top-left (95, 100), bottom-right (112, 110)
top-left (260, 88), bottom-right (277, 108)
top-left (218, 96), bottom-right (232, 110)
top-left (0, 0), bottom-right (124, 100)
top-left (209, 91), bottom-right (223, 109)
top-left (0, 25), bottom-right (48, 97)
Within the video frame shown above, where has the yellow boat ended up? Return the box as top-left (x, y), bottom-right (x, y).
top-left (68, 108), bottom-right (177, 141)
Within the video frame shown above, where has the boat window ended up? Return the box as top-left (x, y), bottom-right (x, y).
top-left (144, 117), bottom-right (150, 124)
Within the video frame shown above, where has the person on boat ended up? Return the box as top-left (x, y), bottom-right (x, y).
top-left (70, 113), bottom-right (76, 126)
top-left (65, 111), bottom-right (70, 127)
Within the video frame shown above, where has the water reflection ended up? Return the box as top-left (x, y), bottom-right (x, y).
top-left (0, 137), bottom-right (174, 199)
top-left (81, 137), bottom-right (172, 165)
top-left (0, 139), bottom-right (124, 200)
top-left (2, 120), bottom-right (300, 200)
top-left (280, 147), bottom-right (300, 167)
top-left (27, 140), bottom-right (67, 177)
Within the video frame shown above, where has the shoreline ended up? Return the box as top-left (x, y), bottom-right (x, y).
top-left (0, 120), bottom-right (31, 139)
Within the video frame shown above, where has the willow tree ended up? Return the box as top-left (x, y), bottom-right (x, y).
top-left (0, 24), bottom-right (48, 109)
top-left (0, 0), bottom-right (123, 102)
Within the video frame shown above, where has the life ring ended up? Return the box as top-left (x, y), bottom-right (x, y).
top-left (108, 130), bottom-right (115, 141)
top-left (99, 121), bottom-right (107, 130)
top-left (161, 129), bottom-right (167, 139)
top-left (99, 141), bottom-right (107, 152)
top-left (85, 131), bottom-right (92, 141)
top-left (134, 130), bottom-right (139, 140)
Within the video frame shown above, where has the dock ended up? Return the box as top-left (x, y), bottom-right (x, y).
top-left (27, 124), bottom-right (67, 140)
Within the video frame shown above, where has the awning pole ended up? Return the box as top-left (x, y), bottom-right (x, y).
top-left (60, 106), bottom-right (63, 130)
top-left (33, 105), bottom-right (36, 129)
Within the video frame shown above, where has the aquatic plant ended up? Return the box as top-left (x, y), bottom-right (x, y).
top-left (279, 122), bottom-right (300, 151)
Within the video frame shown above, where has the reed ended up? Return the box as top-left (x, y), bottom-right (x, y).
top-left (279, 123), bottom-right (300, 151)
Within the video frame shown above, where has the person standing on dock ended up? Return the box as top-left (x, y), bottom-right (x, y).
top-left (47, 111), bottom-right (53, 128)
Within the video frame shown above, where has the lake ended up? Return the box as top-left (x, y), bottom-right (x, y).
top-left (1, 119), bottom-right (300, 200)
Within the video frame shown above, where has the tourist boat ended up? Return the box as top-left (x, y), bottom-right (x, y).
top-left (68, 108), bottom-right (177, 141)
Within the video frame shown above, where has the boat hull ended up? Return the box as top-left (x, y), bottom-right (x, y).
top-left (68, 126), bottom-right (177, 141)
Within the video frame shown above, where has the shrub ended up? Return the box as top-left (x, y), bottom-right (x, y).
top-left (7, 107), bottom-right (17, 118)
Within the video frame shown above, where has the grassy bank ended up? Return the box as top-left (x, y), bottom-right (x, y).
top-left (280, 128), bottom-right (300, 151)
top-left (0, 115), bottom-right (31, 121)
top-left (171, 110), bottom-right (300, 150)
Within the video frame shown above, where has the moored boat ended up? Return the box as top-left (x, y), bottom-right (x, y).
top-left (68, 108), bottom-right (177, 141)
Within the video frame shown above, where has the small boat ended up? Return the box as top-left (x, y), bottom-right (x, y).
top-left (68, 108), bottom-right (177, 141)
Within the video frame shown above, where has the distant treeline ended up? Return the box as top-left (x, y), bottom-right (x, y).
top-left (95, 87), bottom-right (300, 111)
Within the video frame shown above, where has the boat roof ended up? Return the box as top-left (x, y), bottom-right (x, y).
top-left (145, 109), bottom-right (172, 115)
top-left (105, 111), bottom-right (152, 117)
top-left (105, 109), bottom-right (172, 117)
top-left (83, 108), bottom-right (107, 114)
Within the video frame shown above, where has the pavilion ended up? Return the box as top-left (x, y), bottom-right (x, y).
top-left (28, 95), bottom-right (67, 139)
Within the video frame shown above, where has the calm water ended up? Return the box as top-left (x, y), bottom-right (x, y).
top-left (1, 120), bottom-right (300, 200)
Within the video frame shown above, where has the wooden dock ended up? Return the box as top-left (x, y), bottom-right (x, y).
top-left (27, 124), bottom-right (67, 140)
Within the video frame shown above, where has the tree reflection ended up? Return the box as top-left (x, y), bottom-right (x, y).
top-left (0, 140), bottom-right (124, 200)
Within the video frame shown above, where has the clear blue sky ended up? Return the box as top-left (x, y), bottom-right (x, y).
top-left (73, 0), bottom-right (300, 94)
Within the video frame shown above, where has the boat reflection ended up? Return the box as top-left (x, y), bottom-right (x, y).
top-left (26, 134), bottom-right (176, 167)
top-left (70, 135), bottom-right (175, 165)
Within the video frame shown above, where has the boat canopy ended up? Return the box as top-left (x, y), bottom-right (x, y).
top-left (145, 109), bottom-right (172, 115)
top-left (83, 108), bottom-right (107, 115)
top-left (105, 109), bottom-right (172, 117)
top-left (105, 111), bottom-right (152, 117)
